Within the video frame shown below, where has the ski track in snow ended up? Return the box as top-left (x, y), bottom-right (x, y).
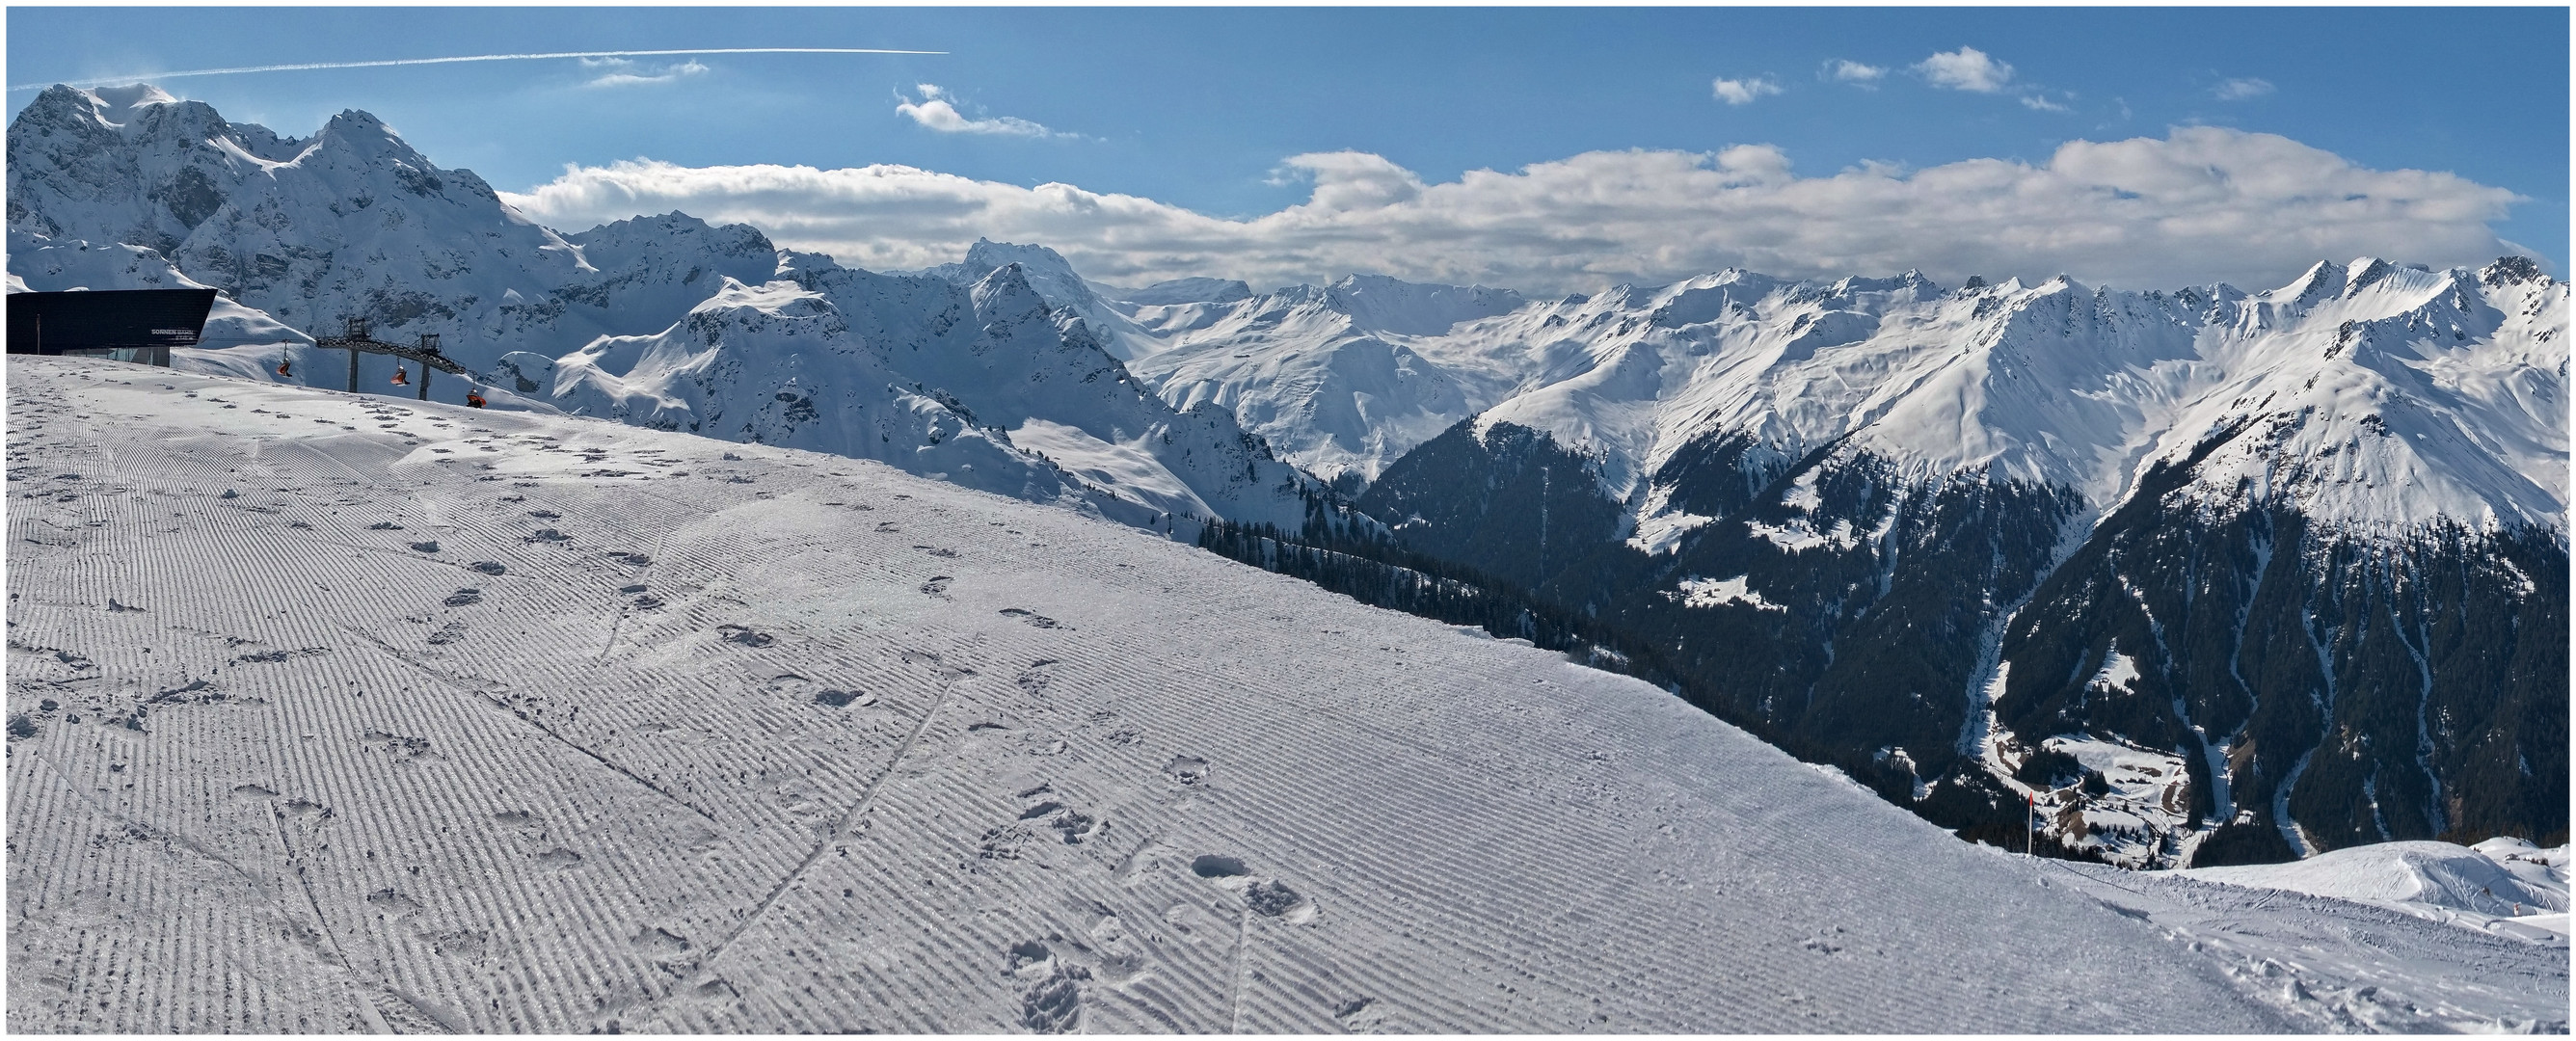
top-left (4, 357), bottom-right (2554, 1032)
top-left (2047, 861), bottom-right (2568, 1032)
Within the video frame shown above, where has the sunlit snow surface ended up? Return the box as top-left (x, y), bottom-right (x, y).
top-left (5, 358), bottom-right (2561, 1032)
top-left (2184, 839), bottom-right (2570, 940)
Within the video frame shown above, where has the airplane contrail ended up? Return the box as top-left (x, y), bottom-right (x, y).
top-left (9, 47), bottom-right (944, 92)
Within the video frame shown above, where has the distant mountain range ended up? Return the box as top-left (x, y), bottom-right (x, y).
top-left (12, 82), bottom-right (2563, 865)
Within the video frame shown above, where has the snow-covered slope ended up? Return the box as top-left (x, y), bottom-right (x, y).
top-left (1, 355), bottom-right (2444, 1032)
top-left (1131, 275), bottom-right (1537, 483)
top-left (2184, 839), bottom-right (2568, 918)
top-left (547, 253), bottom-right (1324, 531)
top-left (2176, 839), bottom-right (2571, 952)
top-left (2050, 858), bottom-right (2565, 1031)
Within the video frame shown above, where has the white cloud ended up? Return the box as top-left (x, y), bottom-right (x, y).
top-left (500, 127), bottom-right (2525, 296)
top-left (1273, 151), bottom-right (1425, 209)
top-left (895, 84), bottom-right (1060, 138)
top-left (1711, 76), bottom-right (1783, 106)
top-left (2214, 77), bottom-right (2275, 100)
top-left (1916, 47), bottom-right (2013, 93)
top-left (2020, 93), bottom-right (2071, 113)
top-left (579, 58), bottom-right (708, 89)
top-left (1825, 60), bottom-right (1887, 86)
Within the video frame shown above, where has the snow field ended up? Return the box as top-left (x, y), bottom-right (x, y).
top-left (0, 356), bottom-right (2487, 1032)
top-left (2052, 861), bottom-right (2567, 1031)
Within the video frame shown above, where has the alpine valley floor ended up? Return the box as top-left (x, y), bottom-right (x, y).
top-left (4, 357), bottom-right (2563, 1032)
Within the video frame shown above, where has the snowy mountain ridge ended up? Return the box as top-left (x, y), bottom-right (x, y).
top-left (6, 85), bottom-right (1326, 535)
top-left (14, 81), bottom-right (2559, 542)
top-left (1142, 256), bottom-right (2565, 538)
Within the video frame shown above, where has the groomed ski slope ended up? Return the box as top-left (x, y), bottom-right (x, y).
top-left (0, 357), bottom-right (2540, 1033)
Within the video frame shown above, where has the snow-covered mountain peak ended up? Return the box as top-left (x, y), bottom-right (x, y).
top-left (911, 238), bottom-right (1161, 360)
top-left (2484, 254), bottom-right (2550, 288)
top-left (922, 238), bottom-right (1092, 308)
top-left (2264, 258), bottom-right (2375, 311)
top-left (967, 261), bottom-right (1055, 326)
top-left (548, 210), bottom-right (778, 335)
top-left (563, 210), bottom-right (769, 269)
top-left (1832, 269), bottom-right (1940, 299)
top-left (961, 237), bottom-right (1077, 276)
top-left (303, 107), bottom-right (450, 176)
top-left (76, 83), bottom-right (180, 126)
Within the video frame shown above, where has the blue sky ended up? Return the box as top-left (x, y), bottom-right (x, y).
top-left (8, 7), bottom-right (2567, 292)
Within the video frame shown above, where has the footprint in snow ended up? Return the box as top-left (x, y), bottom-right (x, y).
top-left (360, 731), bottom-right (434, 760)
top-left (1336, 998), bottom-right (1388, 1032)
top-left (366, 889), bottom-right (425, 918)
top-left (1190, 854), bottom-right (1317, 922)
top-left (1244, 880), bottom-right (1314, 921)
top-left (1163, 756), bottom-right (1211, 787)
top-left (630, 925), bottom-right (691, 957)
top-left (1005, 940), bottom-right (1088, 1034)
top-left (1014, 665), bottom-right (1054, 698)
top-left (426, 930), bottom-right (490, 962)
top-left (715, 625), bottom-right (773, 648)
top-left (771, 673), bottom-right (875, 708)
top-left (999, 608), bottom-right (1065, 629)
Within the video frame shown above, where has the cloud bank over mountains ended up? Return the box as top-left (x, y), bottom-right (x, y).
top-left (503, 126), bottom-right (2527, 295)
